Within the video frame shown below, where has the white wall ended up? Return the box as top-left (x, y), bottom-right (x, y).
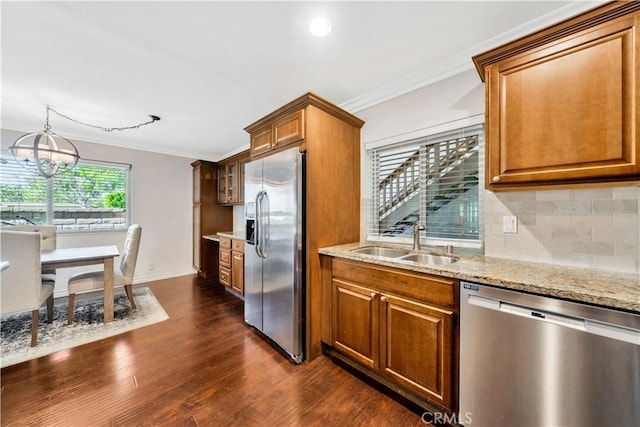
top-left (357, 69), bottom-right (640, 274)
top-left (1, 128), bottom-right (195, 296)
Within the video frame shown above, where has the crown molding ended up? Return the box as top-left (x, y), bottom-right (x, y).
top-left (339, 1), bottom-right (604, 114)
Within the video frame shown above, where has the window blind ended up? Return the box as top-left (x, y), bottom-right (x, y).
top-left (367, 123), bottom-right (484, 245)
top-left (0, 151), bottom-right (131, 232)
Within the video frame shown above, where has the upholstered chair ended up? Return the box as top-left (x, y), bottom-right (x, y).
top-left (10, 225), bottom-right (57, 250)
top-left (66, 224), bottom-right (142, 325)
top-left (9, 225), bottom-right (58, 282)
top-left (0, 230), bottom-right (55, 346)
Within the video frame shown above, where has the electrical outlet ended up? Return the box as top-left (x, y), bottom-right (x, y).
top-left (503, 215), bottom-right (518, 234)
top-left (148, 261), bottom-right (155, 270)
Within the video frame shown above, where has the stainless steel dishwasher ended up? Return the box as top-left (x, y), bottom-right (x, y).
top-left (459, 281), bottom-right (640, 427)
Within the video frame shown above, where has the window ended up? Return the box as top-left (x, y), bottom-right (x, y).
top-left (366, 123), bottom-right (483, 248)
top-left (0, 152), bottom-right (131, 232)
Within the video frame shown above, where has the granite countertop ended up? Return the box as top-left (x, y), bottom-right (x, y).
top-left (217, 231), bottom-right (246, 240)
top-left (319, 242), bottom-right (640, 313)
top-left (202, 234), bottom-right (220, 242)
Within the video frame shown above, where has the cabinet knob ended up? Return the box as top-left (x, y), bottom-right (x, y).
top-left (371, 292), bottom-right (377, 299)
top-left (492, 176), bottom-right (501, 183)
top-left (380, 296), bottom-right (387, 302)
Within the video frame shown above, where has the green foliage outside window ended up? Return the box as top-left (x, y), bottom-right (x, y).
top-left (1, 154), bottom-right (130, 231)
top-left (104, 192), bottom-right (126, 208)
top-left (54, 166), bottom-right (126, 208)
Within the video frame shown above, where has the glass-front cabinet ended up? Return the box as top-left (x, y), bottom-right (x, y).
top-left (217, 150), bottom-right (250, 206)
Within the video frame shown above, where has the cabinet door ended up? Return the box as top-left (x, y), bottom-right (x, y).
top-left (250, 125), bottom-right (272, 157)
top-left (380, 293), bottom-right (453, 410)
top-left (273, 110), bottom-right (305, 149)
top-left (231, 251), bottom-right (244, 294)
top-left (239, 156), bottom-right (249, 204)
top-left (192, 204), bottom-right (201, 270)
top-left (486, 14), bottom-right (640, 189)
top-left (227, 160), bottom-right (239, 204)
top-left (331, 278), bottom-right (379, 369)
top-left (217, 163), bottom-right (227, 204)
top-left (193, 166), bottom-right (201, 204)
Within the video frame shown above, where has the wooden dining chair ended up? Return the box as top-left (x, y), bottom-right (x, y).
top-left (0, 230), bottom-right (55, 346)
top-left (66, 224), bottom-right (142, 325)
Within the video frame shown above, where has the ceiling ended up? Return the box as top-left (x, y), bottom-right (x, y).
top-left (1, 1), bottom-right (603, 162)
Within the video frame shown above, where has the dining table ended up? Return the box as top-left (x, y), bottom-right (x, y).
top-left (41, 245), bottom-right (119, 323)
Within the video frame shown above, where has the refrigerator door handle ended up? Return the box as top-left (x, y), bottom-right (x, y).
top-left (261, 191), bottom-right (269, 259)
top-left (254, 191), bottom-right (264, 258)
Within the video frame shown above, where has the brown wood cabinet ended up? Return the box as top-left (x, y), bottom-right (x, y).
top-left (331, 279), bottom-right (379, 370)
top-left (323, 256), bottom-right (457, 412)
top-left (249, 110), bottom-right (305, 157)
top-left (380, 293), bottom-right (453, 408)
top-left (191, 160), bottom-right (233, 279)
top-left (245, 93), bottom-right (364, 361)
top-left (217, 150), bottom-right (250, 205)
top-left (219, 236), bottom-right (232, 287)
top-left (473, 2), bottom-right (640, 191)
top-left (231, 239), bottom-right (244, 295)
top-left (218, 236), bottom-right (244, 296)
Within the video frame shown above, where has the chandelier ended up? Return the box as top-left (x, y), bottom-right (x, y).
top-left (9, 106), bottom-right (160, 178)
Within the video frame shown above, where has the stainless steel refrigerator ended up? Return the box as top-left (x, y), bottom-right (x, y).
top-left (244, 147), bottom-right (304, 363)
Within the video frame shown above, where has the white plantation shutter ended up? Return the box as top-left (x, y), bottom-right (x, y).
top-left (367, 124), bottom-right (484, 246)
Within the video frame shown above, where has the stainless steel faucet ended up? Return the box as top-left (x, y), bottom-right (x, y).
top-left (413, 223), bottom-right (425, 250)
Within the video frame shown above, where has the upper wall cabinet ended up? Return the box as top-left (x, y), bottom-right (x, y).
top-left (249, 110), bottom-right (305, 157)
top-left (217, 150), bottom-right (250, 206)
top-left (473, 2), bottom-right (640, 191)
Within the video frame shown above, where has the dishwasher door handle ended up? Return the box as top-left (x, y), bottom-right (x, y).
top-left (467, 293), bottom-right (640, 345)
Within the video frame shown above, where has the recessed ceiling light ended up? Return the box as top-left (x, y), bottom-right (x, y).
top-left (309, 17), bottom-right (331, 37)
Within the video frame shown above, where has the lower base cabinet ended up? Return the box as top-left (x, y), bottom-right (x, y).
top-left (380, 293), bottom-right (452, 407)
top-left (324, 257), bottom-right (457, 412)
top-left (219, 237), bottom-right (232, 288)
top-left (219, 236), bottom-right (244, 297)
top-left (231, 239), bottom-right (244, 295)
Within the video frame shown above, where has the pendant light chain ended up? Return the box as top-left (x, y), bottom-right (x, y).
top-left (44, 106), bottom-right (51, 131)
top-left (46, 105), bottom-right (160, 133)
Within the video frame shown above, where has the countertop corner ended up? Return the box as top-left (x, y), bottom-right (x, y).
top-left (217, 231), bottom-right (246, 240)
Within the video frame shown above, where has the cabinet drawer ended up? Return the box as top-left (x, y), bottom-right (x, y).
top-left (232, 239), bottom-right (244, 252)
top-left (331, 258), bottom-right (455, 309)
top-left (219, 266), bottom-right (231, 287)
top-left (220, 248), bottom-right (231, 268)
top-left (220, 237), bottom-right (231, 249)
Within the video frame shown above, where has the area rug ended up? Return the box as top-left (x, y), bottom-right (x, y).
top-left (0, 287), bottom-right (168, 368)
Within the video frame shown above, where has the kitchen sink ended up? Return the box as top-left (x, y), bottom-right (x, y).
top-left (351, 246), bottom-right (410, 258)
top-left (350, 246), bottom-right (458, 265)
top-left (399, 253), bottom-right (458, 265)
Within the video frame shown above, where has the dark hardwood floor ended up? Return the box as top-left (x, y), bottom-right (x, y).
top-left (1, 275), bottom-right (426, 426)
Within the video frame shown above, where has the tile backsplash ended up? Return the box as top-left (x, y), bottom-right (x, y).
top-left (484, 186), bottom-right (640, 273)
